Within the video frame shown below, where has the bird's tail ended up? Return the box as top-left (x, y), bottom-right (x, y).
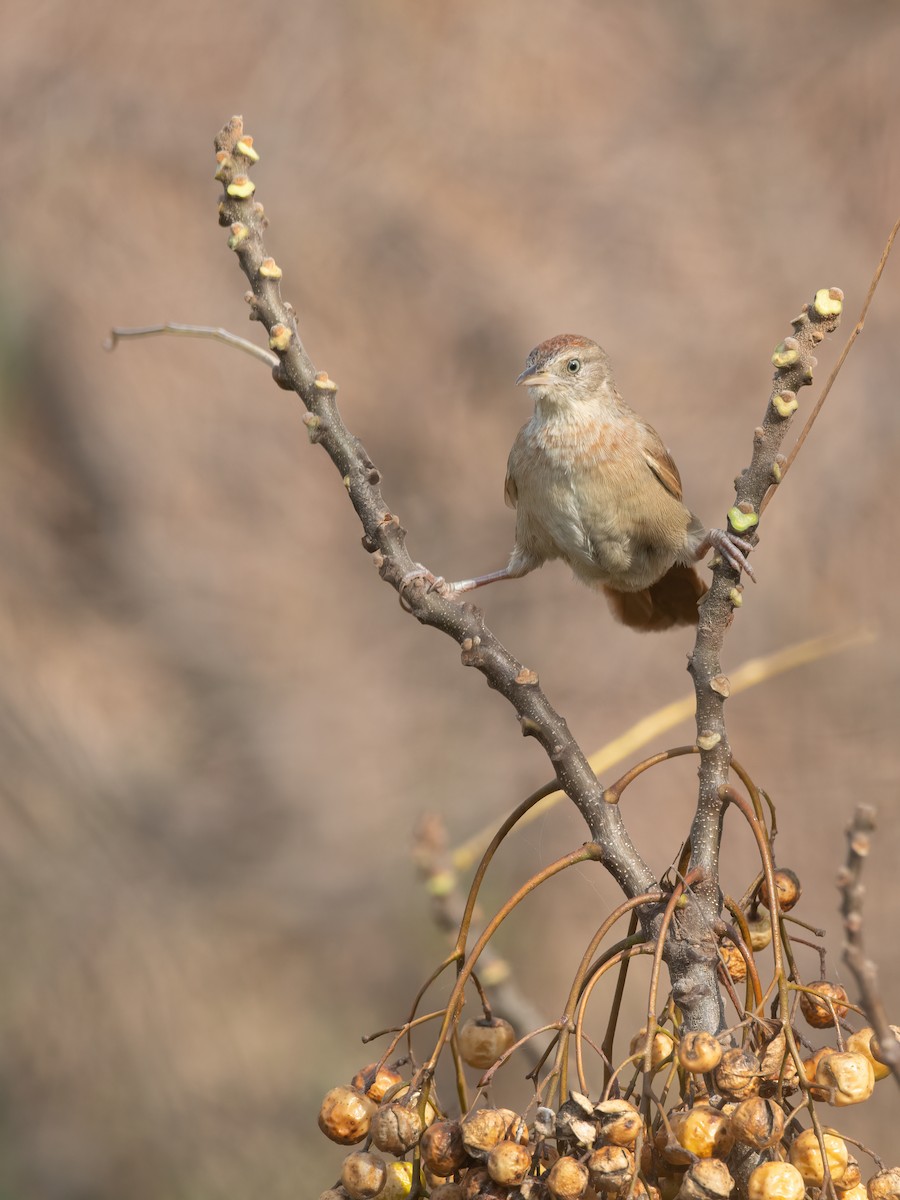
top-left (602, 564), bottom-right (708, 631)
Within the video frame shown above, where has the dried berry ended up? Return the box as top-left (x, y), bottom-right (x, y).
top-left (341, 1151), bottom-right (388, 1200)
top-left (420, 1120), bottom-right (469, 1176)
top-left (729, 1096), bottom-right (784, 1150)
top-left (759, 868), bottom-right (801, 913)
top-left (719, 940), bottom-right (747, 982)
top-left (458, 1017), bottom-right (516, 1070)
top-left (815, 1050), bottom-right (875, 1106)
top-left (630, 1027), bottom-right (675, 1071)
top-left (677, 1158), bottom-right (734, 1200)
top-left (678, 1031), bottom-right (723, 1075)
top-left (547, 1155), bottom-right (590, 1199)
top-left (351, 1062), bottom-right (404, 1103)
top-left (594, 1097), bottom-right (643, 1146)
top-left (669, 1105), bottom-right (734, 1159)
top-left (461, 1108), bottom-right (525, 1161)
top-left (587, 1145), bottom-right (635, 1192)
top-left (789, 1127), bottom-right (849, 1186)
top-left (868, 1168), bottom-right (900, 1200)
top-left (748, 1161), bottom-right (805, 1200)
top-left (799, 981), bottom-right (850, 1029)
top-left (318, 1086), bottom-right (377, 1145)
top-left (714, 1048), bottom-right (760, 1099)
top-left (487, 1140), bottom-right (532, 1187)
top-left (369, 1101), bottom-right (424, 1155)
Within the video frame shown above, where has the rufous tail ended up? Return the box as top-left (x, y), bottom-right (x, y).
top-left (602, 564), bottom-right (708, 632)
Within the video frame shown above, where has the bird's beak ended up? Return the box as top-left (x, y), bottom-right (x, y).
top-left (516, 367), bottom-right (555, 388)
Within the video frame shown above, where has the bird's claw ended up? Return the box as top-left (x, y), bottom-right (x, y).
top-left (398, 564), bottom-right (449, 611)
top-left (708, 528), bottom-right (756, 582)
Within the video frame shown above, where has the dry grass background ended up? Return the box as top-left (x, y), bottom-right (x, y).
top-left (1, 2), bottom-right (900, 1196)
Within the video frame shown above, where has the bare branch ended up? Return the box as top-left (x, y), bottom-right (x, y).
top-left (210, 116), bottom-right (657, 902)
top-left (680, 293), bottom-right (843, 1033)
top-left (838, 805), bottom-right (900, 1086)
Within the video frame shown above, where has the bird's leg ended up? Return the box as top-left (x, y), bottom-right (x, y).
top-left (698, 529), bottom-right (757, 582)
top-left (445, 567), bottom-right (518, 594)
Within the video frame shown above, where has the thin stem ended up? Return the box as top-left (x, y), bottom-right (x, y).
top-left (761, 215), bottom-right (900, 511)
top-left (422, 843), bottom-right (603, 1075)
top-left (104, 321), bottom-right (279, 367)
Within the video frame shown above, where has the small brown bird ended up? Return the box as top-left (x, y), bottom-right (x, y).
top-left (447, 335), bottom-right (754, 630)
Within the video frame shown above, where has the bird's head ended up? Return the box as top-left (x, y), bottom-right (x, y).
top-left (516, 335), bottom-right (616, 414)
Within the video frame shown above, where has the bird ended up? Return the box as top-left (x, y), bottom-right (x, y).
top-left (445, 334), bottom-right (754, 631)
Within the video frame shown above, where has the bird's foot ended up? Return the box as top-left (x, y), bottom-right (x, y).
top-left (398, 564), bottom-right (449, 611)
top-left (706, 528), bottom-right (756, 581)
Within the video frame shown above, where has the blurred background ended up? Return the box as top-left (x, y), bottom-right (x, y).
top-left (2, 1), bottom-right (900, 1195)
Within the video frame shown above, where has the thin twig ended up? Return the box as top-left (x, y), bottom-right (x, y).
top-left (838, 805), bottom-right (900, 1086)
top-left (761, 214), bottom-right (900, 512)
top-left (105, 321), bottom-right (279, 367)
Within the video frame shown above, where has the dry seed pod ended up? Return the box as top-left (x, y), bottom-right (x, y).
top-left (799, 981), bottom-right (850, 1029)
top-left (714, 1048), bottom-right (760, 1099)
top-left (459, 1017), bottom-right (516, 1070)
top-left (320, 1190), bottom-right (351, 1200)
top-left (841, 1188), bottom-right (869, 1200)
top-left (351, 1062), bottom-right (404, 1103)
top-left (748, 914), bottom-right (772, 951)
top-left (789, 1127), bottom-right (849, 1185)
top-left (594, 1098), bottom-right (643, 1146)
top-left (760, 868), bottom-right (802, 912)
top-left (420, 1120), bottom-right (470, 1176)
top-left (815, 1050), bottom-right (875, 1106)
top-left (533, 1107), bottom-right (556, 1139)
top-left (547, 1155), bottom-right (590, 1199)
top-left (678, 1031), bottom-right (723, 1074)
top-left (460, 1166), bottom-right (492, 1200)
top-left (556, 1092), bottom-right (598, 1148)
top-left (839, 1158), bottom-right (863, 1192)
top-left (380, 1160), bottom-right (414, 1200)
top-left (587, 1145), bottom-right (635, 1192)
top-left (729, 1096), bottom-right (785, 1150)
top-left (719, 940), bottom-right (747, 982)
top-left (369, 1101), bottom-right (424, 1155)
top-left (847, 1027), bottom-right (896, 1082)
top-left (677, 1158), bottom-right (734, 1200)
top-left (868, 1169), bottom-right (900, 1200)
top-left (431, 1185), bottom-right (466, 1200)
top-left (318, 1086), bottom-right (377, 1145)
top-left (748, 1161), bottom-right (805, 1200)
top-left (630, 1027), bottom-right (676, 1070)
top-left (341, 1151), bottom-right (388, 1200)
top-left (669, 1105), bottom-right (734, 1159)
top-left (461, 1108), bottom-right (524, 1160)
top-left (487, 1140), bottom-right (532, 1187)
top-left (801, 1046), bottom-right (836, 1100)
top-left (758, 1030), bottom-right (800, 1093)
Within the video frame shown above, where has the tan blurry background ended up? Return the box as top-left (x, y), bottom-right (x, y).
top-left (2, 2), bottom-right (900, 1195)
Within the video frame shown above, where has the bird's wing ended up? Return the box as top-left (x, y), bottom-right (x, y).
top-left (641, 425), bottom-right (684, 502)
top-left (504, 432), bottom-right (524, 509)
top-left (503, 471), bottom-right (518, 509)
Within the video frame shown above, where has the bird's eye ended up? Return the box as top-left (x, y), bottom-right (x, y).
top-left (566, 358), bottom-right (581, 374)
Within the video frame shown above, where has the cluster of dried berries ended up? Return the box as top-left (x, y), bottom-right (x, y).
top-left (316, 868), bottom-right (899, 1200)
top-left (317, 1018), bottom-right (899, 1200)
